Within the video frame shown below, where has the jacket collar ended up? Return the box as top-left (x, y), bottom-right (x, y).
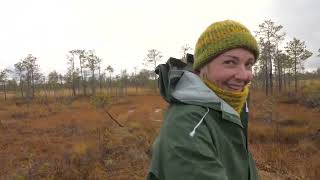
top-left (171, 70), bottom-right (243, 128)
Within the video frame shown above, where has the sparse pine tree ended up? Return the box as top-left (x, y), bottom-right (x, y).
top-left (285, 38), bottom-right (313, 92)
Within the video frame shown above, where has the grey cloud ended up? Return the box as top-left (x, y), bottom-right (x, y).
top-left (270, 0), bottom-right (320, 71)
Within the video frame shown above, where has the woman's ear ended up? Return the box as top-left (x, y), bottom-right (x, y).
top-left (198, 65), bottom-right (209, 79)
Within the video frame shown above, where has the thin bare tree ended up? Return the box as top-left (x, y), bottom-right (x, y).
top-left (143, 49), bottom-right (162, 90)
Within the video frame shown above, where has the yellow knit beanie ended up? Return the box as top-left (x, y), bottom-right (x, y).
top-left (193, 20), bottom-right (259, 70)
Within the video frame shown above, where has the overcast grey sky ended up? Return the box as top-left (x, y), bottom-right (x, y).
top-left (0, 0), bottom-right (319, 76)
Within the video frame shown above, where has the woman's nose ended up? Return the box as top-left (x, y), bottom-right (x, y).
top-left (234, 66), bottom-right (253, 81)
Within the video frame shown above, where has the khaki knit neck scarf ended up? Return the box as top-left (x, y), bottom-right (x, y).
top-left (203, 78), bottom-right (249, 114)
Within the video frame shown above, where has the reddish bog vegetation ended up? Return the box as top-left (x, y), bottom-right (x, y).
top-left (0, 92), bottom-right (319, 180)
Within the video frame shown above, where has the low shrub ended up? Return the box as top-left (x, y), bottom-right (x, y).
top-left (301, 81), bottom-right (320, 108)
top-left (90, 92), bottom-right (111, 108)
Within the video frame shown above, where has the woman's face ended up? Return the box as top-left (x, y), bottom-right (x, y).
top-left (205, 48), bottom-right (255, 92)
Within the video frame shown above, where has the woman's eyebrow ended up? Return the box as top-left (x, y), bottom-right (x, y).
top-left (223, 54), bottom-right (255, 62)
top-left (223, 55), bottom-right (239, 60)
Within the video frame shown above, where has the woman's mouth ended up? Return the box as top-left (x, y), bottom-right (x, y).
top-left (227, 84), bottom-right (244, 91)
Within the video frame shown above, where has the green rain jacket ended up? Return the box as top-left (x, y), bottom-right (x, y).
top-left (147, 59), bottom-right (259, 180)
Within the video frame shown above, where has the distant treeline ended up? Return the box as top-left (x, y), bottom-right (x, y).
top-left (1, 20), bottom-right (320, 100)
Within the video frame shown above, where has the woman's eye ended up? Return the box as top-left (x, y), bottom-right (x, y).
top-left (246, 62), bottom-right (253, 69)
top-left (224, 60), bottom-right (236, 65)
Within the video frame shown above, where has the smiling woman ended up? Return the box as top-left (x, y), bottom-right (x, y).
top-left (200, 48), bottom-right (255, 113)
top-left (200, 48), bottom-right (255, 92)
top-left (147, 20), bottom-right (260, 180)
